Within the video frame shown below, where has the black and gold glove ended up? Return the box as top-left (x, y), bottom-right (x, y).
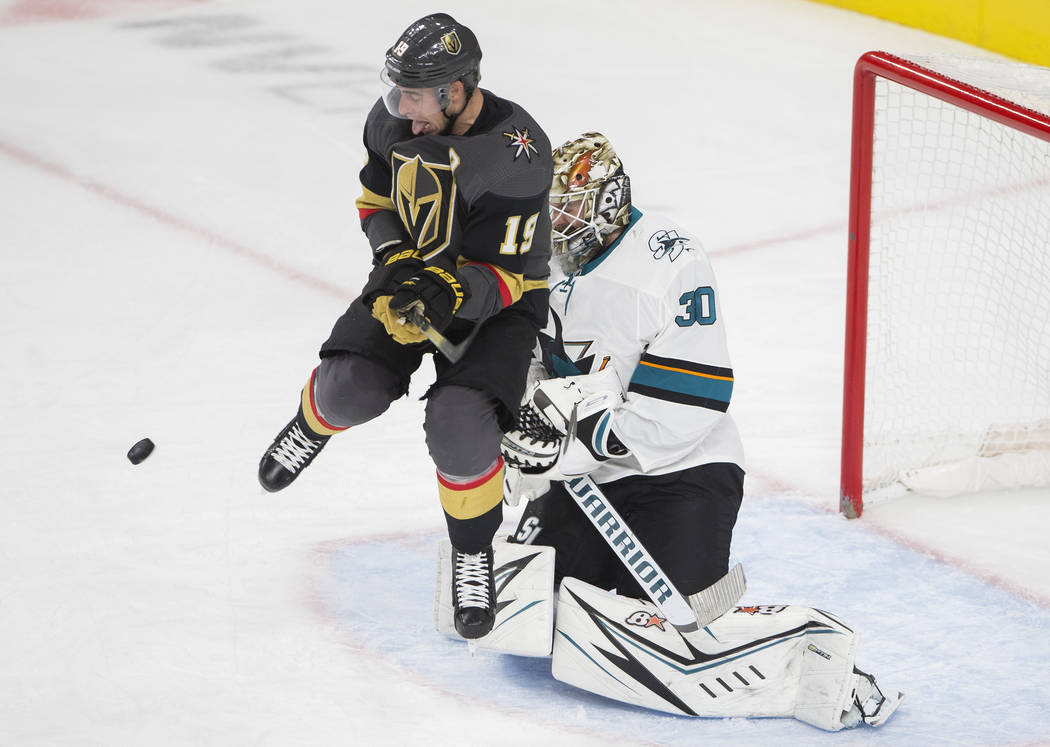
top-left (371, 266), bottom-right (467, 345)
top-left (361, 248), bottom-right (424, 306)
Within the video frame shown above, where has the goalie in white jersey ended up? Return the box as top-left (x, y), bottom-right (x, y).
top-left (489, 133), bottom-right (902, 731)
top-left (503, 132), bottom-right (746, 600)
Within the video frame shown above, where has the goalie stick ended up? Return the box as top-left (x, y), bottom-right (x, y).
top-left (562, 473), bottom-right (744, 633)
top-left (556, 403), bottom-right (744, 631)
top-left (505, 399), bottom-right (746, 631)
top-left (401, 307), bottom-right (481, 364)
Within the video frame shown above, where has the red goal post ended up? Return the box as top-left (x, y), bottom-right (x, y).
top-left (840, 51), bottom-right (1050, 518)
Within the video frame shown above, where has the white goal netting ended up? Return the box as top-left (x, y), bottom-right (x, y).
top-left (863, 55), bottom-right (1050, 498)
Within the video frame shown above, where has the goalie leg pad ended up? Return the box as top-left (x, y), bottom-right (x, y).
top-left (435, 538), bottom-right (555, 657)
top-left (551, 577), bottom-right (875, 731)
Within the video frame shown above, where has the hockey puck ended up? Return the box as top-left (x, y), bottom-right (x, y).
top-left (127, 438), bottom-right (155, 465)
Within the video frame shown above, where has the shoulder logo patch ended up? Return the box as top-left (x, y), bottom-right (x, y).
top-left (648, 229), bottom-right (691, 261)
top-left (503, 127), bottom-right (538, 161)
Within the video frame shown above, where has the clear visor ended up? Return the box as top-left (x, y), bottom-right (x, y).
top-left (380, 68), bottom-right (448, 119)
top-left (549, 188), bottom-right (598, 249)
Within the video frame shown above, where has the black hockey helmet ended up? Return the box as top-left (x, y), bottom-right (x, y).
top-left (382, 13), bottom-right (482, 114)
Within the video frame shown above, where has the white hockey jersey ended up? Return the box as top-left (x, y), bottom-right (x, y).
top-left (538, 207), bottom-right (745, 483)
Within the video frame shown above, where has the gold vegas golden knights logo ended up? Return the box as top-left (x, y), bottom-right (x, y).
top-left (441, 31), bottom-right (462, 55)
top-left (392, 148), bottom-right (460, 258)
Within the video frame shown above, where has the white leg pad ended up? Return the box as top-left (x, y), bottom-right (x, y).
top-left (435, 538), bottom-right (555, 656)
top-left (552, 577), bottom-right (872, 731)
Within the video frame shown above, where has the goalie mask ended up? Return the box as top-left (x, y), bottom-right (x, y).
top-left (381, 13), bottom-right (482, 119)
top-left (550, 132), bottom-right (632, 273)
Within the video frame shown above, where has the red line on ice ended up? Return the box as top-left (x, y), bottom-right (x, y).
top-left (745, 471), bottom-right (1050, 610)
top-left (0, 0), bottom-right (208, 26)
top-left (6, 137), bottom-right (1048, 612)
top-left (0, 139), bottom-right (351, 301)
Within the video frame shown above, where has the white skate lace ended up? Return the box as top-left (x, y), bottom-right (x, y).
top-left (454, 551), bottom-right (492, 609)
top-left (272, 423), bottom-right (323, 472)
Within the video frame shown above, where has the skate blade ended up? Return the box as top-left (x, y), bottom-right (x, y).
top-left (868, 691), bottom-right (904, 727)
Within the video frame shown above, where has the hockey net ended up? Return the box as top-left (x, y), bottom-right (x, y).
top-left (841, 51), bottom-right (1050, 517)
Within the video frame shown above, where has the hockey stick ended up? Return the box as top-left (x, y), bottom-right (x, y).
top-left (547, 401), bottom-right (744, 631)
top-left (562, 473), bottom-right (746, 632)
top-left (561, 473), bottom-right (697, 630)
top-left (402, 307), bottom-right (482, 364)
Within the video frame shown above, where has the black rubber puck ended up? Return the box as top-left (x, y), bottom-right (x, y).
top-left (127, 438), bottom-right (155, 464)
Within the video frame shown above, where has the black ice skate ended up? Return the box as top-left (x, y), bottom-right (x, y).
top-left (452, 545), bottom-right (496, 639)
top-left (258, 408), bottom-right (330, 492)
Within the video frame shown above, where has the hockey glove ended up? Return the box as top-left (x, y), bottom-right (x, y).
top-left (550, 394), bottom-right (631, 479)
top-left (501, 369), bottom-right (630, 479)
top-left (372, 295), bottom-right (428, 344)
top-left (390, 266), bottom-right (466, 331)
top-left (361, 248), bottom-right (424, 306)
top-left (372, 266), bottom-right (467, 345)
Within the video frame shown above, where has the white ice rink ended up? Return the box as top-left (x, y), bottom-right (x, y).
top-left (3, 0), bottom-right (1050, 744)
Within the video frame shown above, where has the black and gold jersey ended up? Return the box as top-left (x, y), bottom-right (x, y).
top-left (355, 90), bottom-right (552, 322)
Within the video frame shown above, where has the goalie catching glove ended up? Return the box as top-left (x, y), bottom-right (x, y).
top-left (372, 265), bottom-right (467, 345)
top-left (501, 369), bottom-right (630, 480)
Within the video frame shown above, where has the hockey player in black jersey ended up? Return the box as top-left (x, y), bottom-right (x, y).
top-left (258, 13), bottom-right (553, 640)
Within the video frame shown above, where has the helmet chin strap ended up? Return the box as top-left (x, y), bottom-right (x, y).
top-left (438, 80), bottom-right (477, 132)
top-left (440, 108), bottom-right (460, 132)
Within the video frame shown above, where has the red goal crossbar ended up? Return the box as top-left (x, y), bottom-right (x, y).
top-left (840, 51), bottom-right (1050, 518)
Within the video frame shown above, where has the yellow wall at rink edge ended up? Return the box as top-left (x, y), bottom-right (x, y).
top-left (808, 0), bottom-right (1050, 67)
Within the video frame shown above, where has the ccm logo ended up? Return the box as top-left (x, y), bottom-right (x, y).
top-left (807, 643), bottom-right (831, 660)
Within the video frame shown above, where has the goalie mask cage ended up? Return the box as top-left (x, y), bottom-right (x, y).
top-left (841, 51), bottom-right (1050, 518)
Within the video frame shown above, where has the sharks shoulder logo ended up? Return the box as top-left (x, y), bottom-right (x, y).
top-left (392, 147), bottom-right (460, 259)
top-left (648, 229), bottom-right (691, 261)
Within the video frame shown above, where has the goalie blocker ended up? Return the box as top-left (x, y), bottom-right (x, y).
top-left (435, 539), bottom-right (902, 730)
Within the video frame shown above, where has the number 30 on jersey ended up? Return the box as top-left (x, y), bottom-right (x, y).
top-left (676, 286), bottom-right (716, 326)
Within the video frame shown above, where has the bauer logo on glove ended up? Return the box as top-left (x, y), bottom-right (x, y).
top-left (371, 265), bottom-right (468, 345)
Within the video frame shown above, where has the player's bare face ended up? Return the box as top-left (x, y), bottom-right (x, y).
top-left (397, 86), bottom-right (450, 136)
